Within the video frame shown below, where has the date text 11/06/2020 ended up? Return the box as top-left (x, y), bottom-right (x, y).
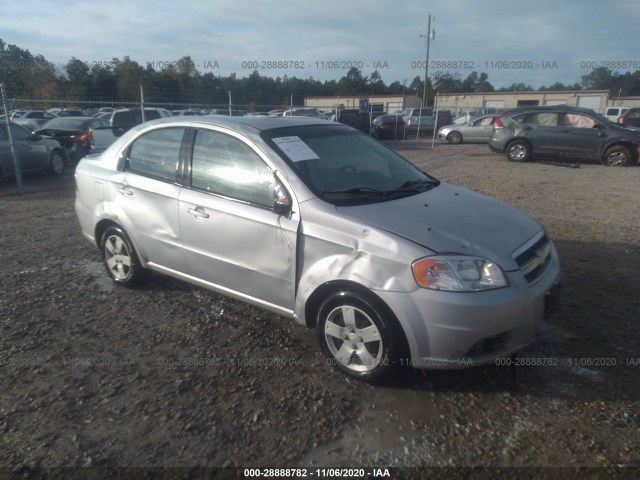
top-left (239, 60), bottom-right (390, 70)
top-left (411, 60), bottom-right (559, 70)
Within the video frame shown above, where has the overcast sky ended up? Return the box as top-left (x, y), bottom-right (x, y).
top-left (1, 0), bottom-right (639, 90)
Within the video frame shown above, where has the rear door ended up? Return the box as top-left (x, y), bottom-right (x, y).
top-left (511, 111), bottom-right (560, 155)
top-left (556, 112), bottom-right (603, 160)
top-left (10, 124), bottom-right (48, 172)
top-left (109, 126), bottom-right (187, 272)
top-left (178, 127), bottom-right (299, 310)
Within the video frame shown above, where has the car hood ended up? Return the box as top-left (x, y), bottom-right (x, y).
top-left (337, 183), bottom-right (541, 271)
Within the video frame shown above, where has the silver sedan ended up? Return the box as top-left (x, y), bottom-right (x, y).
top-left (74, 116), bottom-right (560, 383)
top-left (437, 114), bottom-right (499, 144)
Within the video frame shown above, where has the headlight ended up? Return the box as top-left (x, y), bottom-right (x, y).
top-left (412, 256), bottom-right (507, 292)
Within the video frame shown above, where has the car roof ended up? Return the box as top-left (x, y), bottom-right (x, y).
top-left (504, 105), bottom-right (597, 116)
top-left (138, 115), bottom-right (333, 134)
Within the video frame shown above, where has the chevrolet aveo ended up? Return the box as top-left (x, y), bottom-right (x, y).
top-left (75, 116), bottom-right (561, 383)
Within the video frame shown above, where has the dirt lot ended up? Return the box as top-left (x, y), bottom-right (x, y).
top-left (1, 142), bottom-right (639, 476)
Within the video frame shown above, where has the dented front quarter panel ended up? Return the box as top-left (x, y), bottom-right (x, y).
top-left (293, 197), bottom-right (430, 326)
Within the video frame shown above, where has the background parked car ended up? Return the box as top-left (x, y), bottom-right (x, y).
top-left (437, 114), bottom-right (498, 144)
top-left (604, 106), bottom-right (630, 123)
top-left (282, 107), bottom-right (323, 117)
top-left (489, 105), bottom-right (640, 166)
top-left (56, 108), bottom-right (85, 117)
top-left (0, 121), bottom-right (66, 179)
top-left (401, 108), bottom-right (453, 135)
top-left (370, 114), bottom-right (405, 139)
top-left (618, 107), bottom-right (640, 128)
top-left (36, 116), bottom-right (109, 165)
top-left (11, 110), bottom-right (58, 131)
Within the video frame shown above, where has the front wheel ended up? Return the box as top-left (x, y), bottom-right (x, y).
top-left (100, 226), bottom-right (150, 287)
top-left (315, 290), bottom-right (400, 383)
top-left (603, 145), bottom-right (632, 166)
top-left (447, 131), bottom-right (463, 144)
top-left (506, 140), bottom-right (531, 162)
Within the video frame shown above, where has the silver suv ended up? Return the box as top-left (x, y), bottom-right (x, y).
top-left (489, 105), bottom-right (640, 166)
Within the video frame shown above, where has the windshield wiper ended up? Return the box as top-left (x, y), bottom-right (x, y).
top-left (383, 179), bottom-right (440, 196)
top-left (320, 187), bottom-right (386, 196)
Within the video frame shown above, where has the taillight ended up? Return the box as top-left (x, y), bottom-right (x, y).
top-left (494, 116), bottom-right (506, 129)
top-left (72, 131), bottom-right (93, 143)
top-left (619, 115), bottom-right (626, 125)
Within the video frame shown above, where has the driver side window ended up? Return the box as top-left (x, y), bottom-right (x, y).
top-left (191, 129), bottom-right (275, 207)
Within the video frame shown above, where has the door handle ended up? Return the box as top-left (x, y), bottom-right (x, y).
top-left (187, 206), bottom-right (210, 219)
top-left (116, 186), bottom-right (133, 196)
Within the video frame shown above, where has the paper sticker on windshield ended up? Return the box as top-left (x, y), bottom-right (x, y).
top-left (272, 136), bottom-right (319, 162)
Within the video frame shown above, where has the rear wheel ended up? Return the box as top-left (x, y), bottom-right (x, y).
top-left (506, 140), bottom-right (531, 162)
top-left (602, 145), bottom-right (632, 166)
top-left (100, 226), bottom-right (150, 287)
top-left (447, 131), bottom-right (463, 144)
top-left (49, 151), bottom-right (65, 176)
top-left (315, 290), bottom-right (400, 383)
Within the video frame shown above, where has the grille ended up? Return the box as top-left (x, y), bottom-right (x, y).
top-left (514, 234), bottom-right (552, 284)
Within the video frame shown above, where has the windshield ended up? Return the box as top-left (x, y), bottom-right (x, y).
top-left (262, 125), bottom-right (438, 206)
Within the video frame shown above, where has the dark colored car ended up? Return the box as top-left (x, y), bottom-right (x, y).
top-left (370, 114), bottom-right (405, 139)
top-left (489, 105), bottom-right (640, 166)
top-left (0, 122), bottom-right (66, 180)
top-left (36, 117), bottom-right (108, 164)
top-left (618, 108), bottom-right (640, 129)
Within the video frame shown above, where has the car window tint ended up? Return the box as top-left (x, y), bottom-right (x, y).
top-left (191, 129), bottom-right (274, 207)
top-left (10, 124), bottom-right (33, 140)
top-left (126, 127), bottom-right (184, 182)
top-left (562, 113), bottom-right (596, 128)
top-left (523, 112), bottom-right (559, 125)
top-left (627, 110), bottom-right (640, 119)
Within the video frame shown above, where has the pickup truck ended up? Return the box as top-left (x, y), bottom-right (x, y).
top-left (90, 107), bottom-right (172, 153)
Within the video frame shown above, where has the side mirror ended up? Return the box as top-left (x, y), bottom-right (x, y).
top-left (273, 177), bottom-right (292, 217)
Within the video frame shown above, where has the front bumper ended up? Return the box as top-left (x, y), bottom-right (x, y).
top-left (375, 248), bottom-right (561, 369)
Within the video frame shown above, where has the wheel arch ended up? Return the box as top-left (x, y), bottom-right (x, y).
top-left (304, 280), bottom-right (411, 359)
top-left (50, 147), bottom-right (69, 165)
top-left (95, 219), bottom-right (120, 249)
top-left (505, 138), bottom-right (533, 160)
top-left (601, 142), bottom-right (639, 165)
top-left (447, 130), bottom-right (463, 143)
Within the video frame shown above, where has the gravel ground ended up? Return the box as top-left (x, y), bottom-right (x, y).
top-left (0, 142), bottom-right (639, 476)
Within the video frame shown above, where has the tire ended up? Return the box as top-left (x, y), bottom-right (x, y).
top-left (100, 226), bottom-right (150, 287)
top-left (602, 145), bottom-right (632, 166)
top-left (48, 150), bottom-right (65, 176)
top-left (447, 131), bottom-right (463, 144)
top-left (506, 140), bottom-right (531, 162)
top-left (315, 290), bottom-right (400, 383)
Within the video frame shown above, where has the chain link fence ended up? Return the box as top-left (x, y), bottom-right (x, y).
top-left (1, 92), bottom-right (482, 192)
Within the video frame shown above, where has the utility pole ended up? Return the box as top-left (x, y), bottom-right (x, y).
top-left (421, 13), bottom-right (435, 107)
top-left (1, 83), bottom-right (23, 193)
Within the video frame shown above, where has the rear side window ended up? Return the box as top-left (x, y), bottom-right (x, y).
top-left (126, 127), bottom-right (185, 182)
top-left (190, 129), bottom-right (275, 207)
top-left (627, 110), bottom-right (640, 119)
top-left (512, 112), bottom-right (559, 125)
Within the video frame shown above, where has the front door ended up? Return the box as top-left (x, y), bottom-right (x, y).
top-left (179, 128), bottom-right (299, 310)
